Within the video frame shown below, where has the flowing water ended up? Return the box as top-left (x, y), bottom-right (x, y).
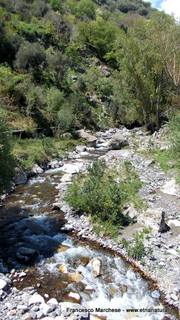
top-left (0, 152), bottom-right (176, 320)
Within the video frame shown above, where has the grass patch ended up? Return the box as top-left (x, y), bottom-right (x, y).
top-left (12, 137), bottom-right (82, 170)
top-left (65, 160), bottom-right (143, 238)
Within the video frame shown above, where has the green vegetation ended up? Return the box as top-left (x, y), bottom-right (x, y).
top-left (65, 160), bottom-right (142, 237)
top-left (12, 137), bottom-right (82, 170)
top-left (122, 228), bottom-right (151, 260)
top-left (0, 0), bottom-right (179, 133)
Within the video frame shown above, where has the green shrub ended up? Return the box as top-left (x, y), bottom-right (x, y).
top-left (76, 0), bottom-right (96, 20)
top-left (65, 160), bottom-right (142, 237)
top-left (15, 41), bottom-right (46, 71)
top-left (122, 228), bottom-right (151, 260)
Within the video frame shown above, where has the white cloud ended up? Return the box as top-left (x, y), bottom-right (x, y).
top-left (160, 0), bottom-right (180, 20)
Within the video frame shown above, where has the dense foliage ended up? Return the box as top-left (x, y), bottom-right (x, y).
top-left (0, 0), bottom-right (179, 134)
top-left (65, 160), bottom-right (142, 237)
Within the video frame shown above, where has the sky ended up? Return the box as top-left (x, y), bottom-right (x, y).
top-left (144, 0), bottom-right (180, 20)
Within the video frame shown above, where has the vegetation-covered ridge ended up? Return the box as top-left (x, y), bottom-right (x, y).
top-left (0, 0), bottom-right (179, 134)
top-left (0, 0), bottom-right (179, 191)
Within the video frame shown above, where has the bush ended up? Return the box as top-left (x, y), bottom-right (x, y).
top-left (15, 41), bottom-right (46, 71)
top-left (76, 0), bottom-right (96, 20)
top-left (79, 18), bottom-right (118, 59)
top-left (65, 160), bottom-right (142, 236)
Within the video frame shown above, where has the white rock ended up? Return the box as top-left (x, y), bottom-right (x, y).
top-left (76, 145), bottom-right (87, 153)
top-left (161, 178), bottom-right (179, 196)
top-left (168, 219), bottom-right (180, 228)
top-left (41, 303), bottom-right (56, 315)
top-left (76, 129), bottom-right (97, 146)
top-left (32, 164), bottom-right (43, 174)
top-left (47, 298), bottom-right (58, 306)
top-left (19, 271), bottom-right (27, 278)
top-left (67, 292), bottom-right (81, 303)
top-left (49, 160), bottom-right (59, 169)
top-left (91, 258), bottom-right (102, 278)
top-left (29, 293), bottom-right (45, 305)
top-left (61, 163), bottom-right (85, 174)
top-left (0, 279), bottom-right (7, 290)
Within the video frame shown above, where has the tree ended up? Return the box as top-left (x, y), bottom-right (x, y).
top-left (79, 17), bottom-right (118, 59)
top-left (114, 15), bottom-right (173, 130)
top-left (148, 13), bottom-right (180, 95)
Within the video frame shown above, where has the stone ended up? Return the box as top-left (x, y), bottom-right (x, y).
top-left (75, 129), bottom-right (97, 147)
top-left (161, 178), bottom-right (179, 196)
top-left (49, 160), bottom-right (59, 169)
top-left (19, 271), bottom-right (27, 278)
top-left (47, 298), bottom-right (58, 306)
top-left (31, 164), bottom-right (43, 175)
top-left (66, 272), bottom-right (83, 283)
top-left (66, 292), bottom-right (81, 303)
top-left (158, 212), bottom-right (171, 233)
top-left (168, 219), bottom-right (180, 228)
top-left (123, 204), bottom-right (138, 221)
top-left (61, 132), bottom-right (73, 139)
top-left (14, 167), bottom-right (27, 185)
top-left (41, 303), bottom-right (56, 315)
top-left (22, 313), bottom-right (33, 320)
top-left (29, 293), bottom-right (45, 305)
top-left (108, 133), bottom-right (129, 150)
top-left (61, 163), bottom-right (85, 174)
top-left (0, 279), bottom-right (7, 290)
top-left (75, 145), bottom-right (87, 153)
top-left (58, 264), bottom-right (68, 273)
top-left (91, 258), bottom-right (102, 278)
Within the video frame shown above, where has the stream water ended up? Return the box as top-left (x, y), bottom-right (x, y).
top-left (0, 151), bottom-right (176, 320)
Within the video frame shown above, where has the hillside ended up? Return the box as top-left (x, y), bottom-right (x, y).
top-left (0, 0), bottom-right (172, 134)
top-left (0, 0), bottom-right (179, 190)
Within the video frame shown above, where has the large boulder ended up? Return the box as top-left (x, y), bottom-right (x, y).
top-left (108, 133), bottom-right (129, 150)
top-left (75, 129), bottom-right (97, 147)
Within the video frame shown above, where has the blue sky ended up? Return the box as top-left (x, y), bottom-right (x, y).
top-left (144, 0), bottom-right (180, 19)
